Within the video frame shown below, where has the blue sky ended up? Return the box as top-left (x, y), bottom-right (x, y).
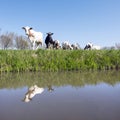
top-left (0, 0), bottom-right (120, 48)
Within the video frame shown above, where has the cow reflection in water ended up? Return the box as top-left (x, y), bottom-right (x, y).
top-left (47, 85), bottom-right (54, 92)
top-left (23, 85), bottom-right (44, 102)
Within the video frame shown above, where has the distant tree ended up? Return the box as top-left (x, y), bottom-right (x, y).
top-left (0, 32), bottom-right (14, 49)
top-left (0, 28), bottom-right (1, 34)
top-left (15, 35), bottom-right (29, 49)
top-left (102, 46), bottom-right (115, 50)
top-left (115, 43), bottom-right (120, 49)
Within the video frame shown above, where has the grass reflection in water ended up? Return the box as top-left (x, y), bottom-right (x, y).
top-left (0, 70), bottom-right (120, 89)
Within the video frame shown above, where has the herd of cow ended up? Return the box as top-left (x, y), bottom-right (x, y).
top-left (22, 26), bottom-right (101, 50)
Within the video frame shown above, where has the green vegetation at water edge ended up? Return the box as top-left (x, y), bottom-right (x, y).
top-left (0, 49), bottom-right (120, 72)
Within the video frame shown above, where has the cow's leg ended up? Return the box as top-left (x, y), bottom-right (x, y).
top-left (46, 43), bottom-right (49, 48)
top-left (36, 45), bottom-right (39, 50)
top-left (33, 41), bottom-right (36, 50)
top-left (35, 41), bottom-right (42, 50)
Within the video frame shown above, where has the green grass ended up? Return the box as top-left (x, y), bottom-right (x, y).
top-left (0, 49), bottom-right (120, 72)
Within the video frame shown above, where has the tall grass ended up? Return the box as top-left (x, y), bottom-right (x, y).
top-left (0, 49), bottom-right (120, 72)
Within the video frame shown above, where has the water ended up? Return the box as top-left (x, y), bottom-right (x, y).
top-left (0, 71), bottom-right (120, 120)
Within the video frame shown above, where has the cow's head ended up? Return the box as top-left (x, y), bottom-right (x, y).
top-left (46, 32), bottom-right (54, 36)
top-left (22, 26), bottom-right (33, 36)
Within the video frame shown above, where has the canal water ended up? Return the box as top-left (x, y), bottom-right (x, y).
top-left (0, 71), bottom-right (120, 120)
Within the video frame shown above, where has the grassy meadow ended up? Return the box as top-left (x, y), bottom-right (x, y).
top-left (0, 49), bottom-right (120, 72)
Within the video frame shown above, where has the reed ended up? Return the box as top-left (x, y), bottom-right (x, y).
top-left (0, 49), bottom-right (120, 72)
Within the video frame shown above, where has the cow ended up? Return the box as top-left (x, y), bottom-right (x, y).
top-left (45, 32), bottom-right (60, 49)
top-left (23, 85), bottom-right (44, 102)
top-left (53, 40), bottom-right (60, 49)
top-left (71, 43), bottom-right (80, 50)
top-left (84, 42), bottom-right (92, 50)
top-left (62, 41), bottom-right (73, 50)
top-left (22, 26), bottom-right (43, 50)
top-left (45, 32), bottom-right (54, 49)
top-left (84, 42), bottom-right (101, 50)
